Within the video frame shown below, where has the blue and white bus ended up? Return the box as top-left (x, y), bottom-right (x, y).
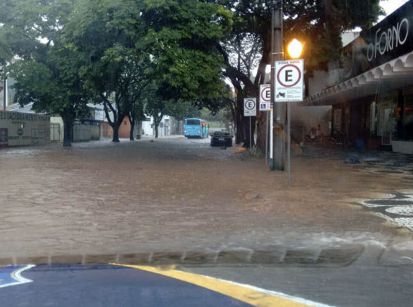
top-left (184, 118), bottom-right (209, 138)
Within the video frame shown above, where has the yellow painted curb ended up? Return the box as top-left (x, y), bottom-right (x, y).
top-left (113, 264), bottom-right (321, 307)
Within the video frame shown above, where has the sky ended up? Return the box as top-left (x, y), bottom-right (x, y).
top-left (379, 0), bottom-right (410, 20)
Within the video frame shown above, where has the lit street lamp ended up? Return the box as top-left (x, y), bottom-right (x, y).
top-left (287, 38), bottom-right (304, 59)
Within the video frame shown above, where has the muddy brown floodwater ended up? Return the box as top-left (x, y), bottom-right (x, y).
top-left (0, 137), bottom-right (412, 264)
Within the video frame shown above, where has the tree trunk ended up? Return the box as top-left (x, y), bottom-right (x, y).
top-left (155, 124), bottom-right (159, 138)
top-left (112, 124), bottom-right (120, 142)
top-left (234, 96), bottom-right (245, 145)
top-left (129, 116), bottom-right (135, 141)
top-left (129, 122), bottom-right (135, 141)
top-left (62, 114), bottom-right (74, 147)
top-left (256, 110), bottom-right (267, 152)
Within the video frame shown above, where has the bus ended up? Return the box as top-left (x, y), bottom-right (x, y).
top-left (184, 118), bottom-right (209, 138)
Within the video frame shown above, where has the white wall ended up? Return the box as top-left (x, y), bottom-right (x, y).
top-left (50, 116), bottom-right (64, 142)
top-left (0, 111), bottom-right (50, 146)
top-left (141, 116), bottom-right (173, 137)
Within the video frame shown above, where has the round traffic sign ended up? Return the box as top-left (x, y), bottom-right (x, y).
top-left (277, 64), bottom-right (302, 88)
top-left (245, 99), bottom-right (256, 110)
top-left (260, 86), bottom-right (271, 102)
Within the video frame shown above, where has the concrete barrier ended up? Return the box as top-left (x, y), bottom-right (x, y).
top-left (0, 111), bottom-right (50, 147)
top-left (73, 123), bottom-right (101, 142)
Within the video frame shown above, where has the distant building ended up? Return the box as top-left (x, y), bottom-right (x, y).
top-left (141, 115), bottom-right (181, 138)
top-left (0, 78), bottom-right (16, 111)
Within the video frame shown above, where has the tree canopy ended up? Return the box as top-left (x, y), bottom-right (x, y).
top-left (0, 0), bottom-right (383, 146)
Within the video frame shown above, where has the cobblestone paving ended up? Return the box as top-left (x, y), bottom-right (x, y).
top-left (0, 138), bottom-right (412, 264)
top-left (361, 193), bottom-right (413, 232)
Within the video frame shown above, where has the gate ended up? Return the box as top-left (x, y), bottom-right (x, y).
top-left (50, 123), bottom-right (61, 142)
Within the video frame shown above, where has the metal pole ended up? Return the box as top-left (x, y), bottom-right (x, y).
top-left (3, 78), bottom-right (6, 111)
top-left (287, 101), bottom-right (291, 184)
top-left (249, 117), bottom-right (252, 148)
top-left (265, 111), bottom-right (269, 166)
top-left (269, 2), bottom-right (276, 170)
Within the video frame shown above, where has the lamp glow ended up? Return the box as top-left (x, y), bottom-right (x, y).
top-left (287, 39), bottom-right (303, 59)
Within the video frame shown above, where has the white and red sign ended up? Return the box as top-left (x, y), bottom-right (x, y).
top-left (275, 60), bottom-right (304, 102)
top-left (243, 98), bottom-right (256, 117)
top-left (259, 84), bottom-right (271, 111)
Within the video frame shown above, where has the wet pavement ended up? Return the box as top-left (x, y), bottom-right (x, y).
top-left (0, 137), bottom-right (412, 264)
top-left (0, 264), bottom-right (250, 307)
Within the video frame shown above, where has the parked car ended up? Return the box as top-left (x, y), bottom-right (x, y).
top-left (210, 131), bottom-right (233, 147)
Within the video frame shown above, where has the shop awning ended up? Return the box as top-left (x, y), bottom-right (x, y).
top-left (303, 51), bottom-right (413, 106)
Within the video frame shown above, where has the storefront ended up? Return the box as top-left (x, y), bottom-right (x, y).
top-left (304, 1), bottom-right (413, 153)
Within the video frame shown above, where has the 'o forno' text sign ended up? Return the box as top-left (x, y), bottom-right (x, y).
top-left (259, 84), bottom-right (271, 111)
top-left (244, 98), bottom-right (256, 117)
top-left (275, 60), bottom-right (304, 102)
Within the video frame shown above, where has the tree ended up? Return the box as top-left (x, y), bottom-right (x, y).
top-left (140, 0), bottom-right (232, 105)
top-left (65, 0), bottom-right (148, 142)
top-left (165, 101), bottom-right (201, 121)
top-left (216, 0), bottom-right (383, 149)
top-left (11, 46), bottom-right (89, 146)
top-left (0, 0), bottom-right (88, 146)
top-left (143, 86), bottom-right (167, 139)
top-left (128, 100), bottom-right (146, 140)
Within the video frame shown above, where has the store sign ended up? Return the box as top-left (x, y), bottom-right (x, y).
top-left (366, 17), bottom-right (410, 62)
top-left (343, 1), bottom-right (413, 79)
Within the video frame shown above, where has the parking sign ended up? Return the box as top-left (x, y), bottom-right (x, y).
top-left (244, 98), bottom-right (256, 117)
top-left (275, 60), bottom-right (304, 102)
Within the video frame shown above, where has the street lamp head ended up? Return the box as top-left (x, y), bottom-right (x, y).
top-left (287, 38), bottom-right (303, 59)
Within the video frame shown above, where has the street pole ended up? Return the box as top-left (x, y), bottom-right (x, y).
top-left (287, 101), bottom-right (291, 184)
top-left (3, 78), bottom-right (6, 111)
top-left (249, 117), bottom-right (252, 148)
top-left (269, 2), bottom-right (276, 170)
top-left (265, 111), bottom-right (269, 166)
top-left (270, 0), bottom-right (285, 171)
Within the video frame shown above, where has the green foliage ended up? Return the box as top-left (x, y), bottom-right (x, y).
top-left (165, 101), bottom-right (201, 121)
top-left (218, 0), bottom-right (383, 71)
top-left (2, 0), bottom-right (89, 117)
top-left (140, 0), bottom-right (232, 102)
top-left (11, 44), bottom-right (89, 118)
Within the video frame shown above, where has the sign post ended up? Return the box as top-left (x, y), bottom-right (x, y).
top-left (244, 98), bottom-right (256, 148)
top-left (275, 59), bottom-right (304, 184)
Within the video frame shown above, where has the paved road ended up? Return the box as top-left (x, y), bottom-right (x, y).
top-left (0, 264), bottom-right (329, 307)
top-left (0, 264), bottom-right (249, 307)
top-left (1, 260), bottom-right (413, 307)
top-left (185, 260), bottom-right (413, 307)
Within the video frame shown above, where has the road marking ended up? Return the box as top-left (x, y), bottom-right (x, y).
top-left (115, 264), bottom-right (332, 307)
top-left (0, 265), bottom-right (35, 289)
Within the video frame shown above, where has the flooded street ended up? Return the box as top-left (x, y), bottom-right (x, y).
top-left (0, 137), bottom-right (412, 264)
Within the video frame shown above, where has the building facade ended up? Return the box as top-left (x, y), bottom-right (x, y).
top-left (304, 1), bottom-right (413, 153)
top-left (0, 111), bottom-right (50, 147)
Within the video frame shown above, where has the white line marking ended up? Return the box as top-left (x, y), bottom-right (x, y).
top-left (0, 265), bottom-right (35, 289)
